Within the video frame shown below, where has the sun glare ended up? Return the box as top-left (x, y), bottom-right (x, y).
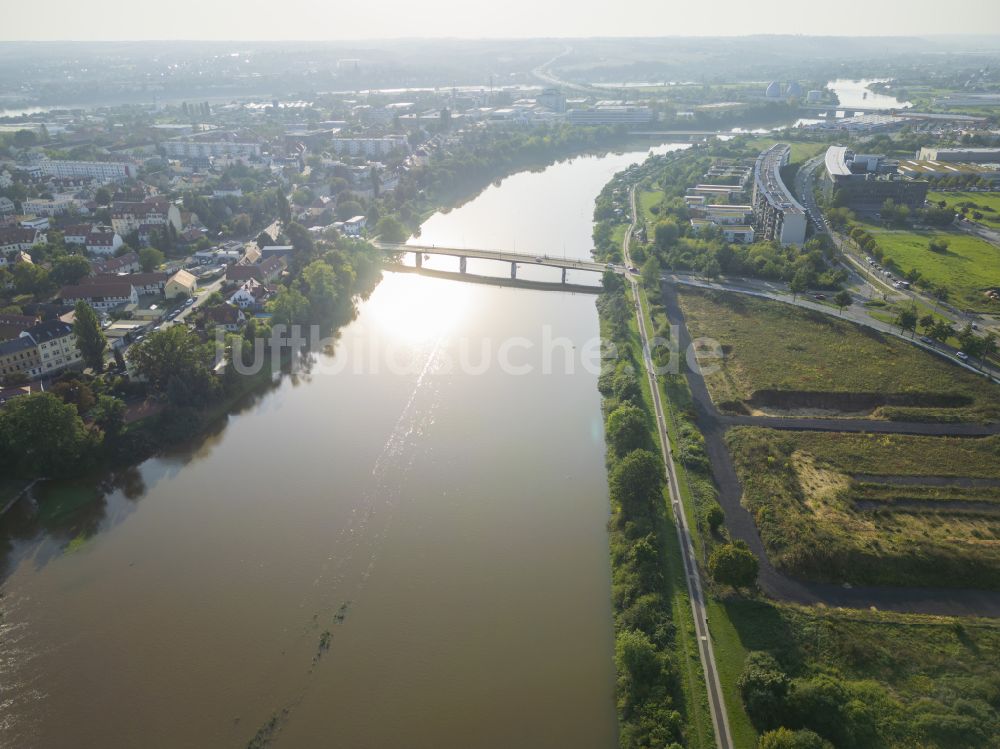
top-left (367, 272), bottom-right (474, 346)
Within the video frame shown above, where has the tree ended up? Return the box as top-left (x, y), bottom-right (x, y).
top-left (284, 221), bottom-right (315, 257)
top-left (12, 129), bottom-right (38, 148)
top-left (73, 301), bottom-right (107, 371)
top-left (832, 290), bottom-right (852, 314)
top-left (91, 394), bottom-right (126, 437)
top-left (894, 305), bottom-right (918, 337)
top-left (128, 326), bottom-right (214, 398)
top-left (918, 314), bottom-right (936, 334)
top-left (51, 254), bottom-right (92, 286)
top-left (706, 504), bottom-right (725, 534)
top-left (95, 187), bottom-right (112, 206)
top-left (12, 262), bottom-right (50, 295)
top-left (335, 199), bottom-right (363, 221)
top-left (139, 247), bottom-right (165, 272)
top-left (928, 237), bottom-right (950, 254)
top-left (0, 392), bottom-right (95, 477)
top-left (759, 728), bottom-right (832, 749)
top-left (49, 379), bottom-right (95, 415)
top-left (374, 216), bottom-right (407, 243)
top-left (789, 270), bottom-right (808, 300)
top-left (300, 260), bottom-right (339, 320)
top-left (653, 220), bottom-right (679, 249)
top-left (930, 320), bottom-right (953, 344)
top-left (738, 652), bottom-right (790, 731)
top-left (615, 629), bottom-right (663, 697)
top-left (610, 449), bottom-right (663, 518)
top-left (641, 255), bottom-right (661, 291)
top-left (980, 333), bottom-right (997, 368)
top-left (708, 540), bottom-right (758, 589)
top-left (267, 286), bottom-right (310, 328)
top-left (606, 403), bottom-right (648, 457)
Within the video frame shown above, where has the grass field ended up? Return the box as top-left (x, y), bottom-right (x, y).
top-left (719, 599), bottom-right (1000, 748)
top-left (726, 427), bottom-right (1000, 589)
top-left (676, 287), bottom-right (1000, 422)
top-left (855, 220), bottom-right (1000, 312)
top-left (764, 431), bottom-right (1000, 479)
top-left (928, 191), bottom-right (1000, 230)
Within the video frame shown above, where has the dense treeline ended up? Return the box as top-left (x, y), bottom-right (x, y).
top-left (596, 270), bottom-right (687, 749)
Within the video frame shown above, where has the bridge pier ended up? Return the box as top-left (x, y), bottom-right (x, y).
top-left (561, 267), bottom-right (567, 284)
top-left (415, 250), bottom-right (422, 268)
top-left (459, 256), bottom-right (467, 274)
top-left (510, 262), bottom-right (517, 279)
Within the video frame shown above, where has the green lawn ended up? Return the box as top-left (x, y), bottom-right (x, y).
top-left (855, 220), bottom-right (1000, 312)
top-left (744, 138), bottom-right (827, 165)
top-left (677, 287), bottom-right (1000, 422)
top-left (928, 191), bottom-right (1000, 230)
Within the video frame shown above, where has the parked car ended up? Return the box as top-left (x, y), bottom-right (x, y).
top-left (956, 351), bottom-right (969, 361)
top-left (919, 336), bottom-right (933, 344)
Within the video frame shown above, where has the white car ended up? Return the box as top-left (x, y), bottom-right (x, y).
top-left (956, 351), bottom-right (969, 361)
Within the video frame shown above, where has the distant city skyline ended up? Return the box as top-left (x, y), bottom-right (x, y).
top-left (2, 0), bottom-right (998, 41)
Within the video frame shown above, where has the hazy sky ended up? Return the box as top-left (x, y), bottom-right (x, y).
top-left (2, 0), bottom-right (998, 40)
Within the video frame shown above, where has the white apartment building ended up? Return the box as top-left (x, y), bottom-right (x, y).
top-left (163, 141), bottom-right (262, 159)
top-left (38, 160), bottom-right (135, 182)
top-left (331, 137), bottom-right (410, 158)
top-left (21, 320), bottom-right (82, 376)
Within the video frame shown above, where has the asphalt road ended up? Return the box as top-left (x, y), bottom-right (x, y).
top-left (624, 187), bottom-right (734, 749)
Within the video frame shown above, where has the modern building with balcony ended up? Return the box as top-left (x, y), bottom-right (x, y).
top-left (750, 144), bottom-right (807, 246)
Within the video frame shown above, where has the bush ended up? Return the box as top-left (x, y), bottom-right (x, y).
top-left (708, 540), bottom-right (759, 589)
top-left (738, 651), bottom-right (789, 731)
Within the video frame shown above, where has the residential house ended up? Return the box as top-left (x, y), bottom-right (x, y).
top-left (84, 272), bottom-right (167, 296)
top-left (165, 270), bottom-right (197, 299)
top-left (86, 230), bottom-right (125, 256)
top-left (202, 304), bottom-right (245, 332)
top-left (0, 227), bottom-right (44, 254)
top-left (111, 197), bottom-right (182, 236)
top-left (260, 245), bottom-right (294, 260)
top-left (91, 251), bottom-right (140, 275)
top-left (63, 223), bottom-right (96, 246)
top-left (0, 313), bottom-right (39, 340)
top-left (228, 279), bottom-right (272, 309)
top-left (0, 197), bottom-right (15, 217)
top-left (0, 336), bottom-right (42, 380)
top-left (20, 196), bottom-right (81, 217)
top-left (19, 216), bottom-right (50, 231)
top-left (21, 319), bottom-right (81, 375)
top-left (341, 215), bottom-right (367, 237)
top-left (60, 282), bottom-right (138, 311)
top-left (226, 255), bottom-right (285, 283)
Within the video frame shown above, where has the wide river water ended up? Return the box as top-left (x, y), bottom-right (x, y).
top-left (0, 143), bottom-right (687, 748)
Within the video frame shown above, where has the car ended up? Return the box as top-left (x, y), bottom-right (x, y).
top-left (185, 298), bottom-right (195, 306)
top-left (813, 294), bottom-right (826, 300)
top-left (956, 351), bottom-right (969, 361)
top-left (628, 266), bottom-right (638, 273)
top-left (534, 256), bottom-right (543, 263)
top-left (606, 262), bottom-right (615, 269)
top-left (972, 323), bottom-right (979, 330)
top-left (919, 336), bottom-right (933, 344)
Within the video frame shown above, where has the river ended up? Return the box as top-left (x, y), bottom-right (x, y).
top-left (0, 143), bottom-right (687, 748)
top-left (826, 78), bottom-right (911, 111)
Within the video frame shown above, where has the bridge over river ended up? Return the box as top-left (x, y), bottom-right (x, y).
top-left (376, 241), bottom-right (624, 284)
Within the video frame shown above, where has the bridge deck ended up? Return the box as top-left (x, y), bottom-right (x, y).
top-left (377, 242), bottom-right (617, 273)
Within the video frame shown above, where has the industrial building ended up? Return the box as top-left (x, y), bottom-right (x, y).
top-left (823, 146), bottom-right (929, 212)
top-left (916, 147), bottom-right (1000, 164)
top-left (566, 104), bottom-right (653, 126)
top-left (750, 144), bottom-right (807, 246)
top-left (37, 159), bottom-right (134, 182)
